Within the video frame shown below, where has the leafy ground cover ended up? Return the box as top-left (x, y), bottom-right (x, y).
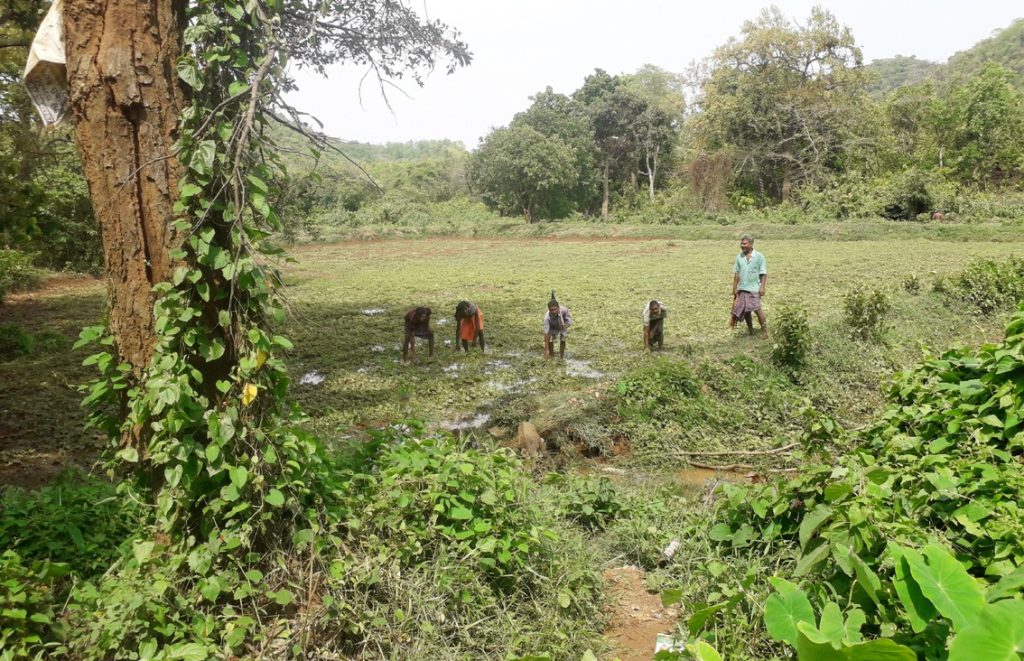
top-left (642, 305), bottom-right (1024, 660)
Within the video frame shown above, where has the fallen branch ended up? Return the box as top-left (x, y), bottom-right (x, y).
top-left (689, 461), bottom-right (754, 472)
top-left (673, 442), bottom-right (799, 458)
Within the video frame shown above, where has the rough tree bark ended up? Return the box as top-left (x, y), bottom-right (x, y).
top-left (600, 161), bottom-right (610, 220)
top-left (64, 0), bottom-right (187, 377)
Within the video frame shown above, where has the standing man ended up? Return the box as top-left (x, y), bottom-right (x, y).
top-left (403, 306), bottom-right (434, 362)
top-left (730, 235), bottom-right (768, 338)
top-left (543, 290), bottom-right (573, 359)
top-left (454, 300), bottom-right (485, 352)
top-left (643, 300), bottom-right (668, 351)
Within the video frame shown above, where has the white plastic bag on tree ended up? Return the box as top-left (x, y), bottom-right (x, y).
top-left (23, 0), bottom-right (68, 127)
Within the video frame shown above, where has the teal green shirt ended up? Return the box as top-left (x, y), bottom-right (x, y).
top-left (733, 250), bottom-right (767, 293)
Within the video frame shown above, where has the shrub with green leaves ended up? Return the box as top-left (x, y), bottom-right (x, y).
top-left (0, 249), bottom-right (41, 305)
top-left (546, 474), bottom-right (624, 531)
top-left (617, 358), bottom-right (699, 418)
top-left (902, 273), bottom-right (922, 294)
top-left (682, 304), bottom-right (1024, 658)
top-left (0, 324), bottom-right (68, 361)
top-left (770, 307), bottom-right (812, 376)
top-left (340, 425), bottom-right (553, 587)
top-left (842, 286), bottom-right (891, 341)
top-left (0, 551), bottom-right (67, 660)
top-left (0, 473), bottom-right (147, 577)
top-left (941, 256), bottom-right (1024, 314)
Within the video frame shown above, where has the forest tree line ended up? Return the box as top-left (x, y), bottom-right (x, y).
top-left (2, 4), bottom-right (1024, 275)
top-left (466, 7), bottom-right (1024, 222)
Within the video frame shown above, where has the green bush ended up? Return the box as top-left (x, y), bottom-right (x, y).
top-left (0, 473), bottom-right (148, 576)
top-left (340, 426), bottom-right (550, 587)
top-left (546, 474), bottom-right (623, 531)
top-left (0, 250), bottom-right (41, 304)
top-left (0, 551), bottom-right (67, 660)
top-left (616, 358), bottom-right (699, 418)
top-left (941, 256), bottom-right (1024, 314)
top-left (320, 425), bottom-right (604, 657)
top-left (0, 324), bottom-right (68, 361)
top-left (770, 307), bottom-right (812, 376)
top-left (842, 286), bottom-right (891, 341)
top-left (878, 168), bottom-right (942, 221)
top-left (690, 305), bottom-right (1024, 658)
top-left (902, 273), bottom-right (922, 294)
top-left (65, 425), bottom-right (605, 659)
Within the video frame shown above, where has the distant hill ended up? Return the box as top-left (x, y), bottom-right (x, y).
top-left (945, 18), bottom-right (1024, 87)
top-left (866, 18), bottom-right (1024, 95)
top-left (865, 56), bottom-right (942, 96)
top-left (269, 119), bottom-right (467, 177)
top-left (330, 139), bottom-right (467, 163)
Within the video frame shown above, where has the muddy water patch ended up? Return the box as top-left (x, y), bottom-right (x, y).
top-left (440, 412), bottom-right (492, 432)
top-left (486, 376), bottom-right (538, 394)
top-left (299, 370), bottom-right (326, 385)
top-left (485, 359), bottom-right (512, 373)
top-left (565, 358), bottom-right (604, 379)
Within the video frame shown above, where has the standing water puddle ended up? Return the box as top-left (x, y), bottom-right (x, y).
top-left (486, 376), bottom-right (537, 394)
top-left (566, 358), bottom-right (604, 379)
top-left (299, 371), bottom-right (326, 385)
top-left (485, 359), bottom-right (512, 372)
top-left (441, 413), bottom-right (492, 432)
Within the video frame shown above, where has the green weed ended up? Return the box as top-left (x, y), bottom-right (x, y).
top-left (843, 286), bottom-right (892, 341)
top-left (546, 474), bottom-right (624, 531)
top-left (941, 256), bottom-right (1024, 314)
top-left (667, 304), bottom-right (1024, 658)
top-left (0, 324), bottom-right (68, 361)
top-left (770, 307), bottom-right (812, 377)
top-left (0, 472), bottom-right (147, 576)
top-left (0, 250), bottom-right (41, 305)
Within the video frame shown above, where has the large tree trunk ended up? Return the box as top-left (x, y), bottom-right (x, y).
top-left (601, 161), bottom-right (610, 220)
top-left (65, 0), bottom-right (187, 377)
top-left (646, 151), bottom-right (656, 203)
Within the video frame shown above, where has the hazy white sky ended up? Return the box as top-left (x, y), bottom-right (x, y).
top-left (285, 1), bottom-right (1022, 148)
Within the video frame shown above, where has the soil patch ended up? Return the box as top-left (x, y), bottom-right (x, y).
top-left (603, 565), bottom-right (679, 661)
top-left (7, 274), bottom-right (103, 301)
top-left (0, 450), bottom-right (91, 490)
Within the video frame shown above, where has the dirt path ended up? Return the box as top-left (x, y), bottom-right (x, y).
top-left (603, 565), bottom-right (680, 661)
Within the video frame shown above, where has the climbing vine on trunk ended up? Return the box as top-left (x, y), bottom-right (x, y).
top-left (68, 1), bottom-right (469, 655)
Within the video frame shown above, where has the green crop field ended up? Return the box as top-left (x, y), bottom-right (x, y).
top-left (281, 236), bottom-right (1014, 437)
top-left (2, 235), bottom-right (1018, 479)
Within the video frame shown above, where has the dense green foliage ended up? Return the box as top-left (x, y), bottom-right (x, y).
top-left (0, 474), bottom-right (145, 575)
top-left (0, 249), bottom-right (39, 304)
top-left (0, 1), bottom-right (98, 273)
top-left (0, 473), bottom-right (152, 659)
top-left (939, 256), bottom-right (1024, 314)
top-left (843, 287), bottom-right (892, 341)
top-left (660, 304), bottom-right (1024, 658)
top-left (770, 307), bottom-right (812, 376)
